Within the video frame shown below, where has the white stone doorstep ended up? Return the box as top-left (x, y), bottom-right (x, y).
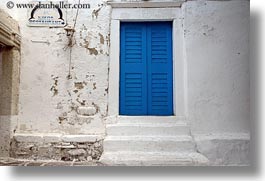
top-left (13, 133), bottom-right (104, 143)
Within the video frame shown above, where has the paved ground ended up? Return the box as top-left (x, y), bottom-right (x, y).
top-left (0, 157), bottom-right (104, 166)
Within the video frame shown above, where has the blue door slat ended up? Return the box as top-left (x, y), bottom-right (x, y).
top-left (120, 22), bottom-right (173, 116)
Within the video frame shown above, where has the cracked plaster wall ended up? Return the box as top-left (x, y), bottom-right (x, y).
top-left (1, 0), bottom-right (111, 136)
top-left (0, 0), bottom-right (250, 161)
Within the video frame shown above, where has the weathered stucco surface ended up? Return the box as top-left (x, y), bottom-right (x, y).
top-left (0, 0), bottom-right (250, 165)
top-left (1, 0), bottom-right (110, 136)
top-left (183, 0), bottom-right (250, 165)
top-left (0, 8), bottom-right (21, 157)
top-left (184, 0), bottom-right (250, 134)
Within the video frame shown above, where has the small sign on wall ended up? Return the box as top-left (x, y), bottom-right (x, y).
top-left (27, 1), bottom-right (66, 27)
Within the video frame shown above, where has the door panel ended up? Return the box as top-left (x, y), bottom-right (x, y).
top-left (120, 22), bottom-right (173, 116)
top-left (120, 23), bottom-right (147, 115)
top-left (147, 22), bottom-right (173, 115)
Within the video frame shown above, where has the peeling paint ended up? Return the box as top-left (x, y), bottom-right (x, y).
top-left (99, 33), bottom-right (104, 44)
top-left (50, 76), bottom-right (59, 96)
top-left (58, 116), bottom-right (66, 124)
top-left (106, 33), bottom-right (110, 47)
top-left (74, 82), bottom-right (84, 89)
top-left (86, 74), bottom-right (95, 80)
top-left (87, 47), bottom-right (98, 55)
top-left (76, 98), bottom-right (86, 106)
top-left (92, 102), bottom-right (100, 114)
top-left (92, 4), bottom-right (104, 19)
top-left (93, 83), bottom-right (97, 90)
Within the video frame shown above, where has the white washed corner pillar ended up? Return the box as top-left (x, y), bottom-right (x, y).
top-left (107, 0), bottom-right (187, 124)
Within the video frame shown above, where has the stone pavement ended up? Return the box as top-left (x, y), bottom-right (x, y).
top-left (0, 157), bottom-right (104, 166)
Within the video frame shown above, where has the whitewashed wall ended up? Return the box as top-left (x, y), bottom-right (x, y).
top-left (0, 0), bottom-right (250, 164)
top-left (1, 0), bottom-right (111, 136)
top-left (183, 0), bottom-right (250, 165)
top-left (184, 0), bottom-right (249, 135)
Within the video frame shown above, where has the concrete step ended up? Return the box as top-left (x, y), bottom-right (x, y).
top-left (116, 116), bottom-right (183, 124)
top-left (100, 151), bottom-right (209, 166)
top-left (103, 136), bottom-right (195, 152)
top-left (106, 122), bottom-right (190, 136)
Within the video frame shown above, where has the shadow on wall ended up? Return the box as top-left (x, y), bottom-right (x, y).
top-left (7, 8), bottom-right (262, 178)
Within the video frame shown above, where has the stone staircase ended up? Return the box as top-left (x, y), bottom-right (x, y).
top-left (100, 117), bottom-right (209, 166)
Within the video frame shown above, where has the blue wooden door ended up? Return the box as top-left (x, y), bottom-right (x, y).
top-left (120, 22), bottom-right (173, 116)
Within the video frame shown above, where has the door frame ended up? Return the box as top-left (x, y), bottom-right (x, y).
top-left (107, 5), bottom-right (187, 123)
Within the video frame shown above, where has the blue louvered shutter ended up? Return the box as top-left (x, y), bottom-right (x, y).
top-left (120, 22), bottom-right (173, 116)
top-left (120, 23), bottom-right (148, 115)
top-left (147, 22), bottom-right (173, 115)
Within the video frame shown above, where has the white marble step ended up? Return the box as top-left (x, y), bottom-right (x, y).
top-left (106, 122), bottom-right (190, 136)
top-left (100, 151), bottom-right (209, 166)
top-left (103, 136), bottom-right (195, 152)
top-left (116, 116), bottom-right (183, 124)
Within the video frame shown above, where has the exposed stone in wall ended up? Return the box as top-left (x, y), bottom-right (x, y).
top-left (10, 134), bottom-right (104, 161)
top-left (0, 117), bottom-right (11, 157)
top-left (77, 106), bottom-right (97, 116)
